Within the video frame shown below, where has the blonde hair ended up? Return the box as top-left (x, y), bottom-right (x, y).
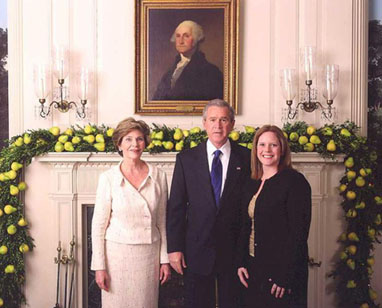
top-left (251, 125), bottom-right (292, 180)
top-left (112, 117), bottom-right (151, 156)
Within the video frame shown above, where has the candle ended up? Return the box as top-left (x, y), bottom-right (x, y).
top-left (304, 55), bottom-right (311, 81)
top-left (327, 79), bottom-right (333, 100)
top-left (40, 77), bottom-right (45, 98)
top-left (38, 65), bottom-right (46, 98)
top-left (54, 45), bottom-right (68, 80)
top-left (80, 68), bottom-right (88, 100)
top-left (286, 80), bottom-right (292, 100)
top-left (59, 59), bottom-right (64, 80)
top-left (306, 64), bottom-right (311, 81)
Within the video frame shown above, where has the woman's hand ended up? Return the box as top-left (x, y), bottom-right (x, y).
top-left (237, 267), bottom-right (249, 288)
top-left (95, 270), bottom-right (110, 292)
top-left (159, 263), bottom-right (171, 285)
top-left (269, 279), bottom-right (285, 298)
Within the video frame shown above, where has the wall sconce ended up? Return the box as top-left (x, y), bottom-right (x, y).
top-left (34, 46), bottom-right (91, 119)
top-left (280, 46), bottom-right (339, 121)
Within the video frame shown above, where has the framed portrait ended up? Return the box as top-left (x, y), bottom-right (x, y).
top-left (135, 0), bottom-right (239, 115)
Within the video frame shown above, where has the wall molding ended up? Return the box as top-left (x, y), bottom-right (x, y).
top-left (351, 0), bottom-right (369, 136)
top-left (7, 0), bottom-right (24, 136)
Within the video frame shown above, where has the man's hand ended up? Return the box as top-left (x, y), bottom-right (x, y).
top-left (237, 267), bottom-right (249, 288)
top-left (168, 252), bottom-right (187, 275)
top-left (95, 270), bottom-right (110, 292)
top-left (159, 263), bottom-right (171, 285)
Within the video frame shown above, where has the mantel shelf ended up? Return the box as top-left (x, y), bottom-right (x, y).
top-left (35, 151), bottom-right (345, 164)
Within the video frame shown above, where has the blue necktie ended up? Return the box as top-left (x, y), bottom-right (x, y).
top-left (211, 150), bottom-right (222, 207)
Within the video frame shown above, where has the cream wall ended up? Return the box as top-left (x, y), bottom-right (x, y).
top-left (9, 0), bottom-right (367, 135)
top-left (7, 0), bottom-right (380, 308)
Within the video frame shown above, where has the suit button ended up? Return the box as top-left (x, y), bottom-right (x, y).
top-left (254, 243), bottom-right (258, 247)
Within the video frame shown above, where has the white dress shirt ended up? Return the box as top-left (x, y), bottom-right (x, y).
top-left (91, 161), bottom-right (169, 270)
top-left (206, 139), bottom-right (231, 196)
top-left (171, 53), bottom-right (191, 88)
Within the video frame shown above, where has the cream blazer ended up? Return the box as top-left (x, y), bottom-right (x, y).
top-left (91, 162), bottom-right (169, 270)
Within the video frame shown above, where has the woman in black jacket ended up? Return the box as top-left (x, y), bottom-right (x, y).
top-left (237, 125), bottom-right (312, 308)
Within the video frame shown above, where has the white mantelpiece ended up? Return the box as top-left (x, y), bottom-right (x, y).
top-left (25, 151), bottom-right (346, 308)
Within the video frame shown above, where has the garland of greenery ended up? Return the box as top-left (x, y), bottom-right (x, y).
top-left (0, 121), bottom-right (380, 307)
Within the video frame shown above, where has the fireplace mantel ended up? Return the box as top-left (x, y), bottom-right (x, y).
top-left (36, 151), bottom-right (345, 164)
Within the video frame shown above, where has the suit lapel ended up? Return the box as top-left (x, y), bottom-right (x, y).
top-left (195, 142), bottom-right (216, 208)
top-left (220, 143), bottom-right (243, 206)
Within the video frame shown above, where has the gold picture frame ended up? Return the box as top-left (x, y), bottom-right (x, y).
top-left (135, 0), bottom-right (239, 115)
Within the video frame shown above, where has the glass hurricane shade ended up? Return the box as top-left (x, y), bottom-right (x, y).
top-left (280, 68), bottom-right (297, 101)
top-left (322, 64), bottom-right (339, 100)
top-left (53, 45), bottom-right (69, 80)
top-left (33, 64), bottom-right (50, 99)
top-left (300, 46), bottom-right (316, 81)
top-left (77, 68), bottom-right (90, 100)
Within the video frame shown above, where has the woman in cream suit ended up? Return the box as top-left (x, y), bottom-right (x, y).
top-left (91, 117), bottom-right (170, 308)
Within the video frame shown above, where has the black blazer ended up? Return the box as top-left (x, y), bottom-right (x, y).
top-left (167, 140), bottom-right (251, 275)
top-left (153, 51), bottom-right (223, 101)
top-left (237, 168), bottom-right (312, 302)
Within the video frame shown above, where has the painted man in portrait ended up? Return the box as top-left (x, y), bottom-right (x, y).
top-left (153, 20), bottom-right (223, 101)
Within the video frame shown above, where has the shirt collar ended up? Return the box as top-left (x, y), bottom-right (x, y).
top-left (206, 139), bottom-right (231, 158)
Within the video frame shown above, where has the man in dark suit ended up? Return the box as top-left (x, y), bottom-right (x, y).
top-left (166, 99), bottom-right (251, 308)
top-left (153, 20), bottom-right (223, 101)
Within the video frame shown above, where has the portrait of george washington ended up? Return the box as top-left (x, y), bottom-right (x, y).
top-left (148, 9), bottom-right (224, 101)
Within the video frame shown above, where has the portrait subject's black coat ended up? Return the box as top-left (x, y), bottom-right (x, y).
top-left (153, 51), bottom-right (223, 101)
top-left (166, 141), bottom-right (251, 276)
top-left (237, 168), bottom-right (312, 305)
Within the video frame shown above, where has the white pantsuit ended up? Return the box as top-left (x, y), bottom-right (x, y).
top-left (91, 162), bottom-right (169, 308)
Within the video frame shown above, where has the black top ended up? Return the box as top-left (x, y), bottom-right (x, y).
top-left (153, 51), bottom-right (223, 101)
top-left (237, 168), bottom-right (312, 301)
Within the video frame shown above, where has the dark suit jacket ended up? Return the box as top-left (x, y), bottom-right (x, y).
top-left (153, 51), bottom-right (223, 101)
top-left (237, 168), bottom-right (312, 304)
top-left (167, 140), bottom-right (251, 276)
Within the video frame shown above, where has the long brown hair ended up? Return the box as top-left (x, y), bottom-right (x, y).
top-left (251, 125), bottom-right (292, 180)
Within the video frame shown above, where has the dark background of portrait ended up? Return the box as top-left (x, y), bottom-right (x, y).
top-left (148, 8), bottom-right (224, 100)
